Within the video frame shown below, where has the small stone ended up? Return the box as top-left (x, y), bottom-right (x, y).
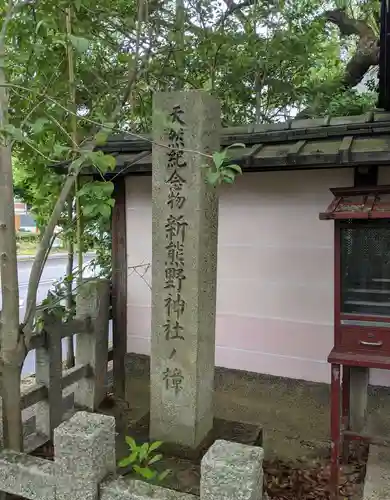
top-left (201, 440), bottom-right (264, 500)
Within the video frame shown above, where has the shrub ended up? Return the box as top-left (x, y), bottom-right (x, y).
top-left (16, 232), bottom-right (39, 243)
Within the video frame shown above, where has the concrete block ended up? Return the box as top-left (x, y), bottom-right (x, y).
top-left (101, 477), bottom-right (197, 500)
top-left (54, 411), bottom-right (116, 500)
top-left (75, 278), bottom-right (111, 409)
top-left (35, 312), bottom-right (63, 439)
top-left (0, 449), bottom-right (55, 500)
top-left (201, 440), bottom-right (264, 500)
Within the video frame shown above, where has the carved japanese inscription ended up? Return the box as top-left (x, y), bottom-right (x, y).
top-left (151, 91), bottom-right (220, 448)
top-left (162, 105), bottom-right (188, 394)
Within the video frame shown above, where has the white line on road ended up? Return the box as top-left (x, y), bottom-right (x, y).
top-left (19, 278), bottom-right (56, 288)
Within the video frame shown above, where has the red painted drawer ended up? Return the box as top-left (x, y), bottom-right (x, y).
top-left (339, 326), bottom-right (390, 354)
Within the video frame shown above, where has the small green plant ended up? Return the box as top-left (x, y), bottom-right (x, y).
top-left (204, 143), bottom-right (244, 186)
top-left (118, 437), bottom-right (171, 482)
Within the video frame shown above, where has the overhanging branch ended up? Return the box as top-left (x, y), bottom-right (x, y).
top-left (219, 3), bottom-right (379, 114)
top-left (323, 8), bottom-right (375, 38)
top-left (298, 9), bottom-right (379, 118)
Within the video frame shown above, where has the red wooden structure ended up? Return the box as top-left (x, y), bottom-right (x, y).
top-left (320, 185), bottom-right (390, 499)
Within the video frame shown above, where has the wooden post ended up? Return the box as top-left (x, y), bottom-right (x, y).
top-left (330, 363), bottom-right (341, 500)
top-left (35, 313), bottom-right (63, 439)
top-left (74, 278), bottom-right (111, 410)
top-left (111, 177), bottom-right (127, 400)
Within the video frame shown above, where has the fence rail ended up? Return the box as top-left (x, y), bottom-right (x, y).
top-left (0, 278), bottom-right (112, 449)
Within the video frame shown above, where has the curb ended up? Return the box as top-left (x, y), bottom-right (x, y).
top-left (17, 252), bottom-right (96, 262)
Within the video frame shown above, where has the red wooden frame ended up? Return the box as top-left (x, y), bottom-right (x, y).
top-left (319, 185), bottom-right (390, 220)
top-left (320, 185), bottom-right (390, 500)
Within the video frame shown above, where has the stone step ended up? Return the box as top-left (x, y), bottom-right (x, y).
top-left (363, 445), bottom-right (390, 500)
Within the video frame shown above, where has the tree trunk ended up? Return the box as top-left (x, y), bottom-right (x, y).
top-left (65, 199), bottom-right (75, 368)
top-left (175, 0), bottom-right (185, 89)
top-left (22, 0), bottom-right (147, 335)
top-left (66, 7), bottom-right (83, 288)
top-left (0, 41), bottom-right (24, 452)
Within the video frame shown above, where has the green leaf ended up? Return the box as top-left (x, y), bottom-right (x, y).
top-left (133, 466), bottom-right (157, 481)
top-left (2, 124), bottom-right (24, 142)
top-left (102, 122), bottom-right (115, 133)
top-left (148, 453), bottom-right (163, 465)
top-left (89, 152), bottom-right (116, 173)
top-left (105, 155), bottom-right (117, 171)
top-left (30, 118), bottom-right (49, 135)
top-left (227, 164), bottom-right (242, 174)
top-left (125, 436), bottom-right (137, 451)
top-left (148, 441), bottom-right (163, 453)
top-left (95, 131), bottom-right (109, 146)
top-left (69, 35), bottom-right (89, 53)
top-left (101, 204), bottom-right (111, 219)
top-left (54, 144), bottom-right (71, 157)
top-left (212, 151), bottom-right (226, 169)
top-left (82, 204), bottom-right (99, 217)
top-left (82, 204), bottom-right (97, 217)
top-left (139, 442), bottom-right (150, 462)
top-left (35, 20), bottom-right (46, 34)
top-left (101, 181), bottom-right (114, 196)
top-left (158, 470), bottom-right (172, 482)
top-left (76, 185), bottom-right (88, 197)
top-left (118, 456), bottom-right (134, 468)
top-left (128, 451), bottom-right (138, 463)
top-left (147, 453), bottom-right (163, 466)
top-left (222, 170), bottom-right (235, 181)
top-left (222, 175), bottom-right (234, 184)
top-left (74, 0), bottom-right (82, 11)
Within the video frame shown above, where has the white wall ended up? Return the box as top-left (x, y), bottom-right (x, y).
top-left (125, 167), bottom-right (390, 385)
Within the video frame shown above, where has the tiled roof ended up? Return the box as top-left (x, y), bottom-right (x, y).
top-left (52, 111), bottom-right (390, 176)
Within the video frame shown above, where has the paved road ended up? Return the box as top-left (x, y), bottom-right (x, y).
top-left (0, 254), bottom-right (102, 375)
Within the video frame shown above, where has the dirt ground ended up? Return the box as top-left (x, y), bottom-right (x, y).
top-left (20, 352), bottom-right (390, 499)
top-left (116, 353), bottom-right (390, 463)
top-left (94, 354), bottom-right (389, 498)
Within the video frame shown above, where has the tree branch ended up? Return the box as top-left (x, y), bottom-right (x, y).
top-left (323, 8), bottom-right (375, 37)
top-left (21, 4), bottom-right (148, 334)
top-left (216, 0), bottom-right (252, 27)
top-left (219, 2), bottom-right (379, 113)
top-left (297, 9), bottom-right (379, 119)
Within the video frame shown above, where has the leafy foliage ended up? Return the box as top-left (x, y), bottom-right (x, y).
top-left (118, 436), bottom-right (171, 482)
top-left (3, 0), bottom-right (382, 280)
top-left (205, 144), bottom-right (244, 186)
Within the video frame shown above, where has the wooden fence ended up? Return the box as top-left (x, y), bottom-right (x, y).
top-left (2, 278), bottom-right (112, 451)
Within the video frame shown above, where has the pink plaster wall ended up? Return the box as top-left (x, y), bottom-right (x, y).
top-left (125, 167), bottom-right (390, 386)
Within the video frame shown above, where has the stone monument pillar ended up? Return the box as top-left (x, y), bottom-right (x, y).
top-left (150, 91), bottom-right (220, 448)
